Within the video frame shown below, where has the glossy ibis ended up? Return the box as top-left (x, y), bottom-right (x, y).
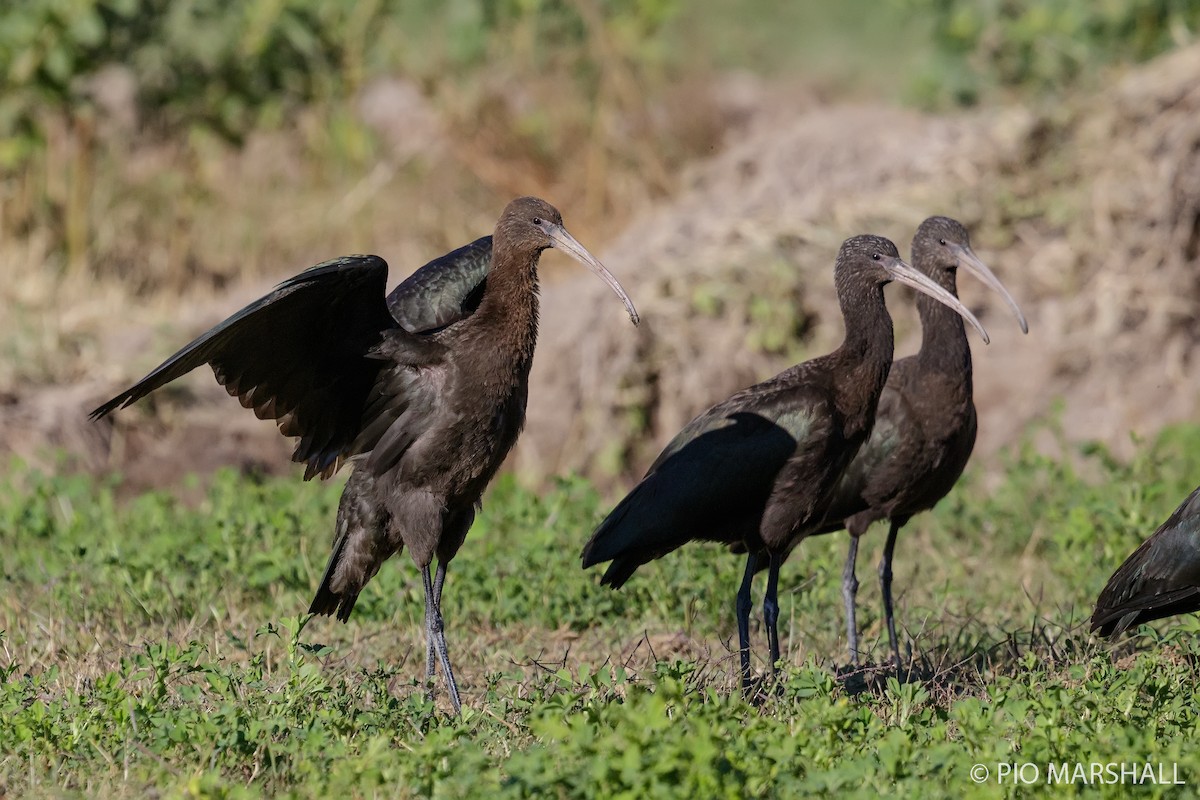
top-left (91, 197), bottom-right (639, 713)
top-left (739, 217), bottom-right (1027, 669)
top-left (581, 234), bottom-right (989, 688)
top-left (1092, 485), bottom-right (1200, 637)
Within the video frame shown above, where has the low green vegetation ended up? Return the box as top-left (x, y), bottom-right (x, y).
top-left (1, 0), bottom-right (692, 289)
top-left (8, 0), bottom-right (1195, 291)
top-left (0, 0), bottom-right (679, 157)
top-left (905, 0), bottom-right (1200, 105)
top-left (9, 0), bottom-right (1189, 156)
top-left (3, 420), bottom-right (1200, 796)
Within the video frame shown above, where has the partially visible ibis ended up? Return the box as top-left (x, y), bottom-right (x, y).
top-left (581, 234), bottom-right (989, 688)
top-left (1092, 485), bottom-right (1200, 637)
top-left (91, 197), bottom-right (640, 713)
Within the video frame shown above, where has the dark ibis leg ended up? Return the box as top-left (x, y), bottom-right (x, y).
top-left (422, 563), bottom-right (461, 713)
top-left (736, 552), bottom-right (759, 692)
top-left (763, 552), bottom-right (783, 676)
top-left (425, 560), bottom-right (448, 680)
top-left (879, 519), bottom-right (903, 670)
top-left (842, 535), bottom-right (861, 665)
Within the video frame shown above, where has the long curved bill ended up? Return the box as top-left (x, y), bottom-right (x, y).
top-left (548, 225), bottom-right (640, 325)
top-left (951, 244), bottom-right (1028, 334)
top-left (884, 256), bottom-right (990, 344)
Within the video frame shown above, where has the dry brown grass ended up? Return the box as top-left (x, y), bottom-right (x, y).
top-left (0, 60), bottom-right (734, 485)
top-left (6, 46), bottom-right (1200, 490)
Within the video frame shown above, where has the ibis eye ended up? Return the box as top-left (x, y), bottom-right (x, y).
top-left (532, 217), bottom-right (543, 226)
top-left (939, 238), bottom-right (947, 246)
top-left (871, 253), bottom-right (881, 261)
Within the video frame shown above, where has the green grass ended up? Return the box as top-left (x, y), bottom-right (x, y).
top-left (5, 420), bottom-right (1200, 797)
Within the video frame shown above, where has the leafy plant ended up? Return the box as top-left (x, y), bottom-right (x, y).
top-left (904, 0), bottom-right (1200, 105)
top-left (6, 422), bottom-right (1200, 795)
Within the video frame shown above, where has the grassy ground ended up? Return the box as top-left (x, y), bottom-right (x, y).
top-left (5, 6), bottom-right (1200, 797)
top-left (3, 418), bottom-right (1200, 797)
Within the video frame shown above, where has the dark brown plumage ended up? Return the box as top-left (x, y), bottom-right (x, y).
top-left (581, 234), bottom-right (990, 689)
top-left (1092, 485), bottom-right (1200, 637)
top-left (739, 217), bottom-right (1027, 668)
top-left (91, 197), bottom-right (639, 713)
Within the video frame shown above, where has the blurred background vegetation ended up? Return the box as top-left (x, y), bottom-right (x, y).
top-left (3, 0), bottom-right (1196, 290)
top-left (1, 0), bottom-right (1198, 483)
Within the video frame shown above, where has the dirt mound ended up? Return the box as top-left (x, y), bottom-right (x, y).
top-left (10, 45), bottom-right (1200, 492)
top-left (519, 45), bottom-right (1200, 482)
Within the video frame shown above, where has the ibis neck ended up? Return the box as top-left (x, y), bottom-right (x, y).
top-left (914, 271), bottom-right (972, 378)
top-left (831, 282), bottom-right (895, 423)
top-left (471, 246), bottom-right (541, 379)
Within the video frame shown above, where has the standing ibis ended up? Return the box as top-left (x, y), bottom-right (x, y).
top-left (581, 234), bottom-right (989, 688)
top-left (1092, 485), bottom-right (1200, 637)
top-left (740, 217), bottom-right (1027, 668)
top-left (91, 197), bottom-right (639, 713)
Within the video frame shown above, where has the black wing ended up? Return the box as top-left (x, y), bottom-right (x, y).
top-left (1092, 485), bottom-right (1200, 637)
top-left (386, 236), bottom-right (493, 333)
top-left (91, 255), bottom-right (444, 479)
top-left (581, 380), bottom-right (829, 587)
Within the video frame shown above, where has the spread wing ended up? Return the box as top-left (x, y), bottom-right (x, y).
top-left (91, 255), bottom-right (446, 479)
top-left (581, 378), bottom-right (831, 587)
top-left (1092, 486), bottom-right (1200, 636)
top-left (386, 236), bottom-right (493, 333)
